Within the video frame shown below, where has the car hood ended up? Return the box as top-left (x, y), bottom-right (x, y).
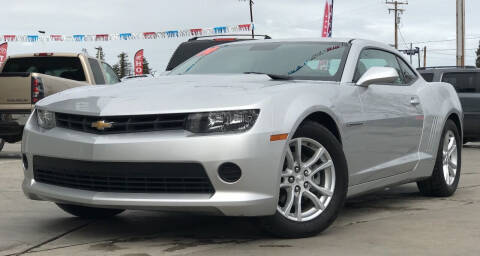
top-left (37, 74), bottom-right (299, 116)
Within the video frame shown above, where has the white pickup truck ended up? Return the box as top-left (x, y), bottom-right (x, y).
top-left (0, 53), bottom-right (120, 151)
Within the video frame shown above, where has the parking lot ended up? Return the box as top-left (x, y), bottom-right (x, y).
top-left (1, 142), bottom-right (479, 256)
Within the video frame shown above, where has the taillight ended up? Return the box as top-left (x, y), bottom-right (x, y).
top-left (31, 77), bottom-right (44, 104)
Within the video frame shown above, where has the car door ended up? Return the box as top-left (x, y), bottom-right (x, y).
top-left (349, 48), bottom-right (424, 185)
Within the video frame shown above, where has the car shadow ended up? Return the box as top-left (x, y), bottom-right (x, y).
top-left (463, 143), bottom-right (480, 150)
top-left (0, 143), bottom-right (21, 159)
top-left (26, 185), bottom-right (430, 254)
top-left (0, 152), bottom-right (21, 159)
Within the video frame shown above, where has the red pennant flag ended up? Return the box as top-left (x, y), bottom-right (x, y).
top-left (50, 35), bottom-right (63, 41)
top-left (0, 42), bottom-right (7, 66)
top-left (238, 24), bottom-right (251, 31)
top-left (190, 29), bottom-right (202, 35)
top-left (4, 35), bottom-right (16, 41)
top-left (95, 34), bottom-right (109, 41)
top-left (134, 49), bottom-right (144, 75)
top-left (143, 32), bottom-right (157, 39)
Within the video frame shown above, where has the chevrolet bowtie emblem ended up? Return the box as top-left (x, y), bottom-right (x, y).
top-left (91, 120), bottom-right (113, 131)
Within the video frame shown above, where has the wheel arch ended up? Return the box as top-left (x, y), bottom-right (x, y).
top-left (446, 112), bottom-right (463, 139)
top-left (290, 110), bottom-right (342, 145)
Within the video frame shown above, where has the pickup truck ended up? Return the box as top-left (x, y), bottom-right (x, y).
top-left (0, 53), bottom-right (120, 151)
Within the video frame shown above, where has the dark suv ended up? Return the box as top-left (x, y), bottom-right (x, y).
top-left (418, 66), bottom-right (480, 143)
top-left (165, 34), bottom-right (271, 71)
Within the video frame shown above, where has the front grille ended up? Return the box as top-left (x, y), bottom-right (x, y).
top-left (56, 112), bottom-right (187, 134)
top-left (33, 156), bottom-right (215, 194)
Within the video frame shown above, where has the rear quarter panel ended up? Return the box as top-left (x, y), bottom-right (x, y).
top-left (414, 81), bottom-right (462, 178)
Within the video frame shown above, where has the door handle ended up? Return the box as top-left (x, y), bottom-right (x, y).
top-left (410, 97), bottom-right (420, 106)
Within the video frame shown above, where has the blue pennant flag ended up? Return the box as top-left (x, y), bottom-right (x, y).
top-left (119, 33), bottom-right (132, 40)
top-left (166, 30), bottom-right (179, 37)
top-left (214, 26), bottom-right (227, 34)
top-left (73, 35), bottom-right (85, 41)
top-left (27, 35), bottom-right (39, 42)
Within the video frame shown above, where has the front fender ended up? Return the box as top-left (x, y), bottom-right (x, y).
top-left (268, 84), bottom-right (342, 139)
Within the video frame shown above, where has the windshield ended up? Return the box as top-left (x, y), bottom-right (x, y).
top-left (169, 42), bottom-right (349, 81)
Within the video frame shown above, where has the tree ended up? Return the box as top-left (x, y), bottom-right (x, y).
top-left (142, 57), bottom-right (152, 74)
top-left (95, 47), bottom-right (105, 61)
top-left (476, 41), bottom-right (480, 68)
top-left (112, 64), bottom-right (120, 77)
top-left (113, 52), bottom-right (132, 78)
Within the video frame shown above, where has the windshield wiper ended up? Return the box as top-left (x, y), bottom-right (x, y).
top-left (243, 72), bottom-right (292, 80)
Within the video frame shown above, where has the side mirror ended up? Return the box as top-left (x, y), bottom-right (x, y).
top-left (356, 66), bottom-right (399, 87)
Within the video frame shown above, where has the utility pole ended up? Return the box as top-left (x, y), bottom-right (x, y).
top-left (416, 47), bottom-right (421, 68)
top-left (386, 1), bottom-right (408, 49)
top-left (240, 0), bottom-right (255, 38)
top-left (249, 0), bottom-right (254, 38)
top-left (409, 43), bottom-right (413, 64)
top-left (456, 0), bottom-right (465, 67)
top-left (423, 46), bottom-right (427, 68)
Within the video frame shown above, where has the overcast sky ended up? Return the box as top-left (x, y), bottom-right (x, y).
top-left (4, 0), bottom-right (480, 72)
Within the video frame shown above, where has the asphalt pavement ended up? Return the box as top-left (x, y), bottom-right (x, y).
top-left (1, 142), bottom-right (480, 256)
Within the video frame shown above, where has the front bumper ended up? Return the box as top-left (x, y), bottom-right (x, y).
top-left (22, 120), bottom-right (286, 216)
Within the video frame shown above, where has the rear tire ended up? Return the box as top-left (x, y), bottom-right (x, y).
top-left (417, 120), bottom-right (461, 197)
top-left (260, 121), bottom-right (348, 238)
top-left (0, 139), bottom-right (4, 152)
top-left (56, 203), bottom-right (125, 219)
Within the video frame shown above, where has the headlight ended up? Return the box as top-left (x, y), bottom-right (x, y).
top-left (185, 109), bottom-right (259, 133)
top-left (36, 109), bottom-right (56, 129)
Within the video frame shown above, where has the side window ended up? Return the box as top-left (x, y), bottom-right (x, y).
top-left (442, 72), bottom-right (480, 93)
top-left (88, 58), bottom-right (106, 85)
top-left (421, 73), bottom-right (434, 82)
top-left (397, 57), bottom-right (418, 84)
top-left (102, 62), bottom-right (120, 84)
top-left (354, 49), bottom-right (403, 85)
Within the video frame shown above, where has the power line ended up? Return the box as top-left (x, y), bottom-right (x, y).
top-left (410, 36), bottom-right (480, 45)
top-left (428, 48), bottom-right (476, 52)
top-left (398, 28), bottom-right (409, 48)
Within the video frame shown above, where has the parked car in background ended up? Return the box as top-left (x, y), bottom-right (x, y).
top-left (0, 53), bottom-right (120, 150)
top-left (165, 34), bottom-right (271, 71)
top-left (418, 66), bottom-right (478, 143)
top-left (22, 38), bottom-right (462, 238)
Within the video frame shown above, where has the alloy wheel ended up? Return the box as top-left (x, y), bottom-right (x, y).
top-left (277, 137), bottom-right (336, 222)
top-left (442, 130), bottom-right (458, 186)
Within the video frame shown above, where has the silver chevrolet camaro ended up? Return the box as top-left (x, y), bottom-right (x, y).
top-left (22, 38), bottom-right (463, 238)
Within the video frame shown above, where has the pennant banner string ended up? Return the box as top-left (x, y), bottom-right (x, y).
top-left (0, 24), bottom-right (252, 43)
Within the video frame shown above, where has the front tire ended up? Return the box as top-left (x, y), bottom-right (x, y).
top-left (56, 203), bottom-right (125, 219)
top-left (417, 120), bottom-right (461, 197)
top-left (0, 139), bottom-right (4, 152)
top-left (260, 121), bottom-right (348, 238)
